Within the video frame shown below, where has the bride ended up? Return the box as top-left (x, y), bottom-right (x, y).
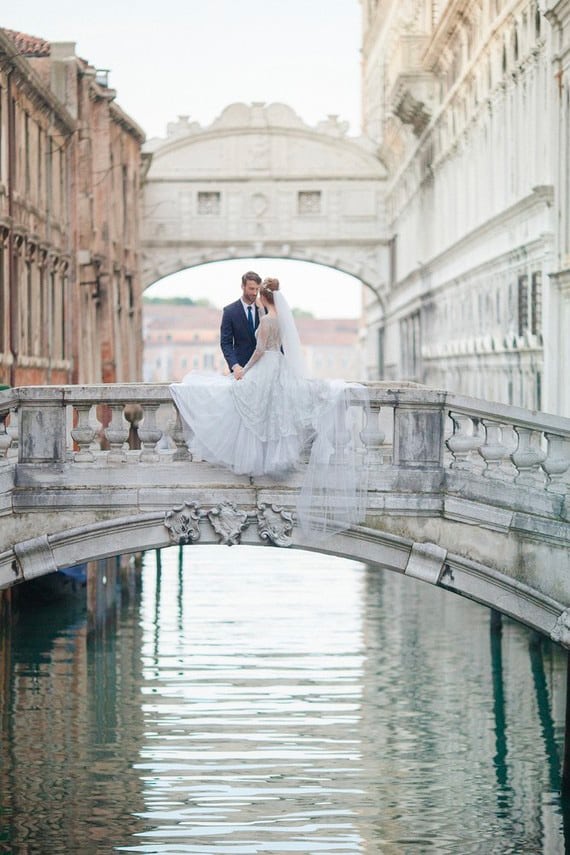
top-left (169, 278), bottom-right (368, 536)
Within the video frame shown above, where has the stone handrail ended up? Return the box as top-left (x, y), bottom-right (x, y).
top-left (0, 382), bottom-right (568, 499)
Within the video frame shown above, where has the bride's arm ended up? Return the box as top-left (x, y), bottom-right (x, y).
top-left (240, 318), bottom-right (269, 376)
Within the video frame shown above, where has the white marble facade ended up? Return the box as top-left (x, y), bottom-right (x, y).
top-left (360, 0), bottom-right (570, 416)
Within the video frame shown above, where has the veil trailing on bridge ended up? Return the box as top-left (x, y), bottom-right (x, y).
top-left (170, 287), bottom-right (369, 539)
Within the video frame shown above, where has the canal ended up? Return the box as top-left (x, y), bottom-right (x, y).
top-left (0, 546), bottom-right (568, 853)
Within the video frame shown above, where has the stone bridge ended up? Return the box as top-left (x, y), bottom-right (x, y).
top-left (0, 384), bottom-right (569, 646)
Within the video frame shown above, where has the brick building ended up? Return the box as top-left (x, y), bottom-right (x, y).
top-left (0, 28), bottom-right (145, 386)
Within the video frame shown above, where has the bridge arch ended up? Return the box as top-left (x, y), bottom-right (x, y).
top-left (141, 102), bottom-right (388, 310)
top-left (4, 510), bottom-right (566, 650)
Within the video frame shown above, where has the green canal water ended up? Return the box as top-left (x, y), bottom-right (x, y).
top-left (0, 546), bottom-right (568, 853)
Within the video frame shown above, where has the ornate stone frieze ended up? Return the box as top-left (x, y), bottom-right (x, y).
top-left (164, 500), bottom-right (296, 547)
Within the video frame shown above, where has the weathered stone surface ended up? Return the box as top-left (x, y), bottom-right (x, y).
top-left (1, 382), bottom-right (569, 646)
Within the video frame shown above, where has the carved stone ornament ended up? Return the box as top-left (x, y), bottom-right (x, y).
top-left (551, 610), bottom-right (570, 649)
top-left (207, 502), bottom-right (250, 546)
top-left (164, 501), bottom-right (202, 544)
top-left (163, 499), bottom-right (297, 547)
top-left (257, 503), bottom-right (295, 547)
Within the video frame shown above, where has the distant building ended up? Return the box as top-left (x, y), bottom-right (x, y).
top-left (0, 29), bottom-right (145, 386)
top-left (143, 302), bottom-right (362, 381)
top-left (360, 0), bottom-right (570, 415)
top-left (143, 304), bottom-right (226, 381)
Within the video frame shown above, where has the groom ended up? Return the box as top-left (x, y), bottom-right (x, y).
top-left (220, 271), bottom-right (262, 379)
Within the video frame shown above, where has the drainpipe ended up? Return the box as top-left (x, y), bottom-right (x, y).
top-left (6, 71), bottom-right (17, 388)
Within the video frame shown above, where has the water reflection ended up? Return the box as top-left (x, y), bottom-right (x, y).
top-left (0, 546), bottom-right (568, 853)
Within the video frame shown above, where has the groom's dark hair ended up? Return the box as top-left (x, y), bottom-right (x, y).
top-left (241, 271), bottom-right (261, 286)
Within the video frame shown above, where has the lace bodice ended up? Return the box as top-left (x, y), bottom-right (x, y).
top-left (243, 315), bottom-right (281, 372)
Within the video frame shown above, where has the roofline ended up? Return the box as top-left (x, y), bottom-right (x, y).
top-left (0, 28), bottom-right (76, 133)
top-left (110, 100), bottom-right (146, 143)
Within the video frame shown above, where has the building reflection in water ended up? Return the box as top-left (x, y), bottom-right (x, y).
top-left (0, 545), bottom-right (568, 852)
top-left (0, 584), bottom-right (147, 851)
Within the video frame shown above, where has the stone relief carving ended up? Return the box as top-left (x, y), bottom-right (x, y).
top-left (257, 503), bottom-right (295, 547)
top-left (164, 500), bottom-right (202, 544)
top-left (164, 500), bottom-right (295, 547)
top-left (207, 503), bottom-right (250, 546)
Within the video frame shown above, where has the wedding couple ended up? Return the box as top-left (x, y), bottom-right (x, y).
top-left (169, 271), bottom-right (368, 536)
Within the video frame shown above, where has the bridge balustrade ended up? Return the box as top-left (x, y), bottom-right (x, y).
top-left (0, 384), bottom-right (568, 502)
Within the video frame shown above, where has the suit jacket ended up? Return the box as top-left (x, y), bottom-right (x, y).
top-left (220, 299), bottom-right (260, 372)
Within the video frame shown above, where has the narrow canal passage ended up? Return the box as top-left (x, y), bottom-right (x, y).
top-left (0, 547), bottom-right (568, 853)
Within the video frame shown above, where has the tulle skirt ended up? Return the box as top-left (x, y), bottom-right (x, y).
top-left (170, 353), bottom-right (369, 537)
top-left (170, 351), bottom-right (330, 478)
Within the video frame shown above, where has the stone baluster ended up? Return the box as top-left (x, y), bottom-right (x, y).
top-left (478, 420), bottom-right (510, 478)
top-left (104, 404), bottom-right (129, 463)
top-left (360, 401), bottom-right (386, 465)
top-left (6, 408), bottom-right (18, 457)
top-left (169, 409), bottom-right (191, 461)
top-left (329, 393), bottom-right (352, 465)
top-left (446, 412), bottom-right (483, 470)
top-left (510, 427), bottom-right (547, 486)
top-left (70, 404), bottom-right (96, 462)
top-left (0, 413), bottom-right (12, 458)
top-left (138, 403), bottom-right (163, 462)
top-left (542, 433), bottom-right (570, 493)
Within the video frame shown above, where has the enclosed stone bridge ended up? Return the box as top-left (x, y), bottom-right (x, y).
top-left (141, 102), bottom-right (387, 298)
top-left (0, 384), bottom-right (569, 646)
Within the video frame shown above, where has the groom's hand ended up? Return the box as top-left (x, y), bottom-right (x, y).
top-left (233, 365), bottom-right (244, 380)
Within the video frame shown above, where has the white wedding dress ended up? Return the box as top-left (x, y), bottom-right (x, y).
top-left (170, 302), bottom-right (369, 537)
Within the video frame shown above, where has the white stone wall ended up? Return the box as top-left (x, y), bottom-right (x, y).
top-left (360, 0), bottom-right (570, 415)
top-left (142, 103), bottom-right (387, 304)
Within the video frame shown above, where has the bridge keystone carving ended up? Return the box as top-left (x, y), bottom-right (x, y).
top-left (163, 499), bottom-right (295, 547)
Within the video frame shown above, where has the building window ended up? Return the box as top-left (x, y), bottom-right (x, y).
top-left (126, 275), bottom-right (134, 316)
top-left (298, 191), bottom-right (321, 214)
top-left (0, 87), bottom-right (3, 183)
top-left (531, 272), bottom-right (542, 336)
top-left (0, 242), bottom-right (4, 353)
top-left (24, 112), bottom-right (31, 194)
top-left (517, 275), bottom-right (529, 336)
top-left (197, 191), bottom-right (221, 215)
top-left (378, 326), bottom-right (385, 379)
top-left (400, 310), bottom-right (421, 379)
top-left (389, 235), bottom-right (397, 287)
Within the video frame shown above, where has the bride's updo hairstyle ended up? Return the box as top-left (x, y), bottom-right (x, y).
top-left (260, 277), bottom-right (279, 305)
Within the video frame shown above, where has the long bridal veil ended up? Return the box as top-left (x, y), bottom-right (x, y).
top-left (274, 289), bottom-right (370, 540)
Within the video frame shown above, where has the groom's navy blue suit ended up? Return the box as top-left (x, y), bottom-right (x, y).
top-left (220, 299), bottom-right (260, 373)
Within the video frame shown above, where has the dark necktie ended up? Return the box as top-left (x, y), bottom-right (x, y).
top-left (247, 305), bottom-right (255, 335)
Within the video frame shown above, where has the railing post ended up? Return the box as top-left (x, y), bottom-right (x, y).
top-left (360, 400), bottom-right (386, 464)
top-left (18, 388), bottom-right (66, 464)
top-left (393, 395), bottom-right (445, 469)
